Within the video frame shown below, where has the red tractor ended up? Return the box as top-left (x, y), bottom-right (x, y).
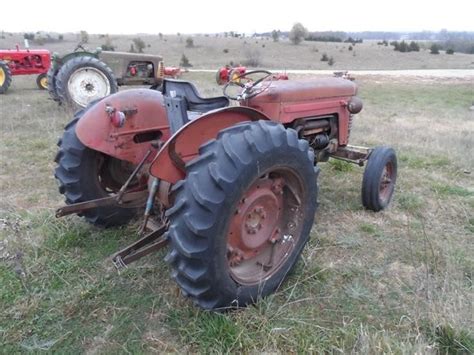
top-left (55, 70), bottom-right (397, 310)
top-left (0, 45), bottom-right (51, 94)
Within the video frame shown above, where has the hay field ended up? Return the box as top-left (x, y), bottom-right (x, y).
top-left (1, 32), bottom-right (474, 70)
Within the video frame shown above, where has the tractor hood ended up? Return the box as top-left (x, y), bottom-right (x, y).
top-left (248, 77), bottom-right (357, 104)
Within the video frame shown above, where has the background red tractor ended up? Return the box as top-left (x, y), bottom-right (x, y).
top-left (0, 44), bottom-right (51, 94)
top-left (54, 71), bottom-right (397, 310)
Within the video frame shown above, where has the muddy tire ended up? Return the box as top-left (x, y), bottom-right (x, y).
top-left (36, 73), bottom-right (48, 90)
top-left (54, 105), bottom-right (142, 227)
top-left (361, 146), bottom-right (397, 211)
top-left (55, 56), bottom-right (117, 109)
top-left (0, 61), bottom-right (12, 94)
top-left (166, 121), bottom-right (318, 310)
top-left (47, 67), bottom-right (60, 101)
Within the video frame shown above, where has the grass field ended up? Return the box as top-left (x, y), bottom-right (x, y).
top-left (1, 32), bottom-right (474, 70)
top-left (1, 68), bottom-right (473, 352)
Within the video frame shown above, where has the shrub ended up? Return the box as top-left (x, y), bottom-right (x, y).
top-left (58, 34), bottom-right (64, 41)
top-left (320, 53), bottom-right (329, 61)
top-left (180, 54), bottom-right (192, 67)
top-left (24, 33), bottom-right (35, 41)
top-left (271, 29), bottom-right (280, 42)
top-left (80, 30), bottom-right (89, 44)
top-left (328, 57), bottom-right (335, 66)
top-left (446, 48), bottom-right (454, 54)
top-left (430, 44), bottom-right (440, 54)
top-left (242, 47), bottom-right (262, 66)
top-left (133, 37), bottom-right (146, 53)
top-left (289, 22), bottom-right (308, 45)
top-left (223, 48), bottom-right (229, 53)
top-left (101, 35), bottom-right (115, 51)
top-left (185, 37), bottom-right (194, 48)
top-left (409, 41), bottom-right (420, 51)
top-left (348, 45), bottom-right (353, 51)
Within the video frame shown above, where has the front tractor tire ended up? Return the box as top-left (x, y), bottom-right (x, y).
top-left (362, 146), bottom-right (397, 211)
top-left (55, 56), bottom-right (118, 109)
top-left (36, 73), bottom-right (48, 90)
top-left (54, 107), bottom-right (142, 227)
top-left (166, 121), bottom-right (318, 310)
top-left (0, 61), bottom-right (12, 94)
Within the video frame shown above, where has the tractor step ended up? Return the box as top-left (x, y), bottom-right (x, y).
top-left (112, 224), bottom-right (168, 269)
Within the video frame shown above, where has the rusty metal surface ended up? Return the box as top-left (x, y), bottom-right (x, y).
top-left (55, 190), bottom-right (148, 218)
top-left (76, 89), bottom-right (170, 165)
top-left (226, 169), bottom-right (304, 286)
top-left (112, 224), bottom-right (168, 267)
top-left (330, 145), bottom-right (371, 166)
top-left (248, 77), bottom-right (356, 103)
top-left (149, 106), bottom-right (269, 184)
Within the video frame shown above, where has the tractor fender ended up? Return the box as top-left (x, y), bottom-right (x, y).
top-left (149, 106), bottom-right (270, 184)
top-left (76, 89), bottom-right (170, 165)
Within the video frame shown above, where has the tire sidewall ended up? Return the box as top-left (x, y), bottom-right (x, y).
top-left (363, 146), bottom-right (397, 210)
top-left (203, 133), bottom-right (316, 306)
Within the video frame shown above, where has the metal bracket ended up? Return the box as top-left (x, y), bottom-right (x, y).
top-left (111, 224), bottom-right (168, 269)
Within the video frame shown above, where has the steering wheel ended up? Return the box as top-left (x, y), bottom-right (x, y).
top-left (223, 70), bottom-right (273, 100)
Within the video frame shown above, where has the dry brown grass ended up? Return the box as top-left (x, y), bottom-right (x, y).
top-left (1, 70), bottom-right (473, 353)
top-left (1, 32), bottom-right (474, 70)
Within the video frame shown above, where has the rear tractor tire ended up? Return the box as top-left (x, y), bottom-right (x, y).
top-left (47, 67), bottom-right (60, 101)
top-left (55, 56), bottom-right (118, 109)
top-left (54, 105), bottom-right (143, 227)
top-left (166, 120), bottom-right (319, 310)
top-left (0, 61), bottom-right (12, 94)
top-left (361, 146), bottom-right (397, 211)
top-left (36, 73), bottom-right (48, 90)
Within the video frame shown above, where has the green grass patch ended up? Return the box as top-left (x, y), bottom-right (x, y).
top-left (329, 159), bottom-right (354, 172)
top-left (431, 183), bottom-right (473, 197)
top-left (432, 325), bottom-right (474, 354)
top-left (397, 192), bottom-right (424, 212)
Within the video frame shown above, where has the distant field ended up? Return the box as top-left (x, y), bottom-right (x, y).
top-left (1, 32), bottom-right (474, 70)
top-left (1, 70), bottom-right (473, 352)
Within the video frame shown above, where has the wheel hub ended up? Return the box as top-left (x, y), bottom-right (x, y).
top-left (67, 67), bottom-right (111, 107)
top-left (228, 178), bottom-right (283, 258)
top-left (379, 163), bottom-right (394, 202)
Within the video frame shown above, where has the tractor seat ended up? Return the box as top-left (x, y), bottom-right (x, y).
top-left (162, 79), bottom-right (229, 112)
top-left (251, 77), bottom-right (357, 103)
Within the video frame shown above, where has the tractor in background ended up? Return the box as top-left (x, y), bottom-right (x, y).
top-left (0, 44), bottom-right (50, 94)
top-left (48, 47), bottom-right (165, 109)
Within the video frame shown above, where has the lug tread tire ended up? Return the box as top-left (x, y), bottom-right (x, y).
top-left (166, 121), bottom-right (318, 310)
top-left (0, 61), bottom-right (12, 94)
top-left (47, 67), bottom-right (60, 101)
top-left (54, 106), bottom-right (137, 227)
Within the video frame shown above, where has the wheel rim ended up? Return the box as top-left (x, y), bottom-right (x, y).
top-left (227, 169), bottom-right (304, 286)
top-left (379, 162), bottom-right (395, 204)
top-left (39, 76), bottom-right (48, 89)
top-left (95, 154), bottom-right (145, 208)
top-left (67, 67), bottom-right (111, 107)
top-left (0, 68), bottom-right (5, 86)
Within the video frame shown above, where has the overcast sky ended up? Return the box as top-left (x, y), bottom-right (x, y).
top-left (3, 0), bottom-right (474, 34)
